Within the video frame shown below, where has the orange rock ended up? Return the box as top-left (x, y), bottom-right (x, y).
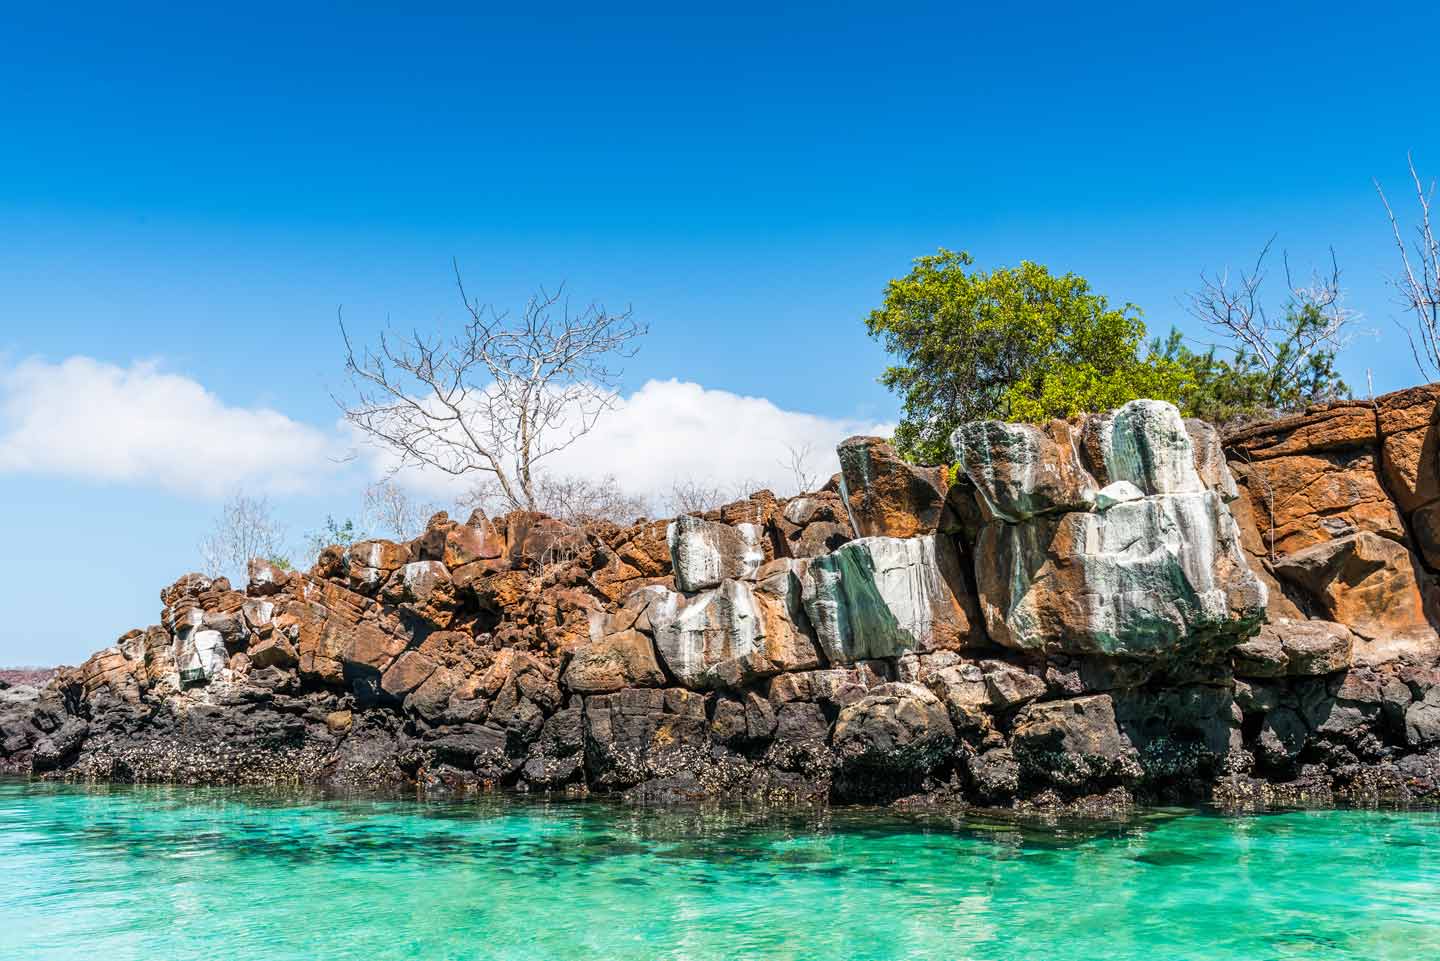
top-left (1272, 532), bottom-right (1438, 664)
top-left (562, 629), bottom-right (665, 693)
top-left (339, 622), bottom-right (408, 674)
top-left (1228, 452), bottom-right (1404, 557)
top-left (381, 650), bottom-right (439, 697)
top-left (1224, 484), bottom-right (1305, 619)
top-left (248, 636), bottom-right (298, 670)
top-left (443, 516), bottom-right (504, 568)
top-left (1380, 425), bottom-right (1440, 513)
top-left (500, 512), bottom-right (589, 568)
top-left (608, 519), bottom-right (672, 578)
top-left (1225, 401), bottom-right (1377, 459)
top-left (837, 435), bottom-right (948, 538)
top-left (1376, 383), bottom-right (1440, 434)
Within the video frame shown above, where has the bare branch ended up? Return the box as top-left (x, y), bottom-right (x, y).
top-left (779, 442), bottom-right (819, 496)
top-left (1186, 237), bottom-right (1357, 408)
top-left (1376, 154), bottom-right (1440, 379)
top-left (337, 270), bottom-right (648, 513)
top-left (199, 492), bottom-right (289, 586)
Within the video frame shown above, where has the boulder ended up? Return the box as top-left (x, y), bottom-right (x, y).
top-left (966, 747), bottom-right (1020, 802)
top-left (1011, 694), bottom-right (1139, 788)
top-left (502, 512), bottom-right (587, 567)
top-left (380, 651), bottom-right (438, 698)
top-left (522, 706), bottom-right (586, 788)
top-left (443, 515), bottom-right (505, 569)
top-left (924, 662), bottom-right (994, 733)
top-left (1272, 532), bottom-right (1438, 663)
top-left (380, 561), bottom-right (457, 627)
top-left (583, 688), bottom-right (709, 789)
top-left (952, 418), bottom-right (1097, 522)
top-left (1404, 687), bottom-right (1440, 747)
top-left (982, 661), bottom-right (1047, 709)
top-left (562, 630), bottom-right (666, 694)
top-left (975, 490), bottom-right (1266, 658)
top-left (1232, 620), bottom-right (1354, 677)
top-left (649, 579), bottom-right (819, 690)
top-left (800, 534), bottom-right (978, 663)
top-left (346, 540), bottom-right (412, 594)
top-left (831, 682), bottom-right (956, 774)
top-left (1085, 399), bottom-right (1208, 495)
top-left (836, 435), bottom-right (948, 538)
top-left (174, 627), bottom-right (227, 685)
top-left (246, 557), bottom-right (291, 596)
top-left (963, 401), bottom-right (1265, 661)
top-left (1257, 706), bottom-right (1309, 765)
top-left (666, 514), bottom-right (764, 592)
top-left (247, 636), bottom-right (298, 670)
top-left (338, 622), bottom-right (408, 675)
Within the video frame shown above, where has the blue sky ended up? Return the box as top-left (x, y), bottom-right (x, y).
top-left (3, 2), bottom-right (1439, 664)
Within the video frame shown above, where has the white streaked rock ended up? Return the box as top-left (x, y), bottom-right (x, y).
top-left (666, 514), bottom-right (764, 592)
top-left (801, 534), bottom-right (975, 663)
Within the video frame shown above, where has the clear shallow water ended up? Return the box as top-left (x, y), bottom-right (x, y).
top-left (2, 781), bottom-right (1438, 961)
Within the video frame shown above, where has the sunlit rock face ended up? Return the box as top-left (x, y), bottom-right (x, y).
top-left (648, 578), bottom-right (821, 690)
top-left (956, 400), bottom-right (1267, 659)
top-left (666, 514), bottom-right (764, 592)
top-left (836, 435), bottom-right (948, 538)
top-left (800, 534), bottom-right (978, 663)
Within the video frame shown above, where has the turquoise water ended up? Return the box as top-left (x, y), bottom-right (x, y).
top-left (2, 781), bottom-right (1438, 961)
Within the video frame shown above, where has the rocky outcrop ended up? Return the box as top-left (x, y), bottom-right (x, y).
top-left (799, 533), bottom-right (979, 661)
top-left (9, 391), bottom-right (1440, 810)
top-left (959, 400), bottom-right (1266, 659)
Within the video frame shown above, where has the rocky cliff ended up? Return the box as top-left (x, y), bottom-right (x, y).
top-left (6, 390), bottom-right (1440, 811)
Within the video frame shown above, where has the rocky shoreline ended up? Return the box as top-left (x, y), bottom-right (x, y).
top-left (6, 392), bottom-right (1440, 812)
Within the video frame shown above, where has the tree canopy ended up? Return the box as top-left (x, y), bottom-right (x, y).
top-left (865, 249), bottom-right (1185, 461)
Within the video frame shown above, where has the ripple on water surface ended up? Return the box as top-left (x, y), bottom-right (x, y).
top-left (1, 781), bottom-right (1438, 961)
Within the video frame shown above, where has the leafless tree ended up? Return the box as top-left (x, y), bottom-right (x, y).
top-left (363, 480), bottom-right (442, 540)
top-left (1185, 236), bottom-right (1357, 391)
top-left (779, 441), bottom-right (819, 495)
top-left (1376, 155), bottom-right (1440, 378)
top-left (462, 471), bottom-right (650, 527)
top-left (338, 264), bottom-right (647, 513)
top-left (664, 478), bottom-right (733, 517)
top-left (199, 492), bottom-right (289, 586)
top-left (661, 477), bottom-right (766, 517)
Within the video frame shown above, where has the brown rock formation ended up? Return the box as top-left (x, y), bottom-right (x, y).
top-left (8, 390), bottom-right (1440, 810)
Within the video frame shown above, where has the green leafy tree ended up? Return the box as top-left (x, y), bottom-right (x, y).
top-left (864, 249), bottom-right (1186, 461)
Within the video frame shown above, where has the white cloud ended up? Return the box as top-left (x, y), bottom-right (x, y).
top-left (373, 378), bottom-right (894, 505)
top-left (0, 358), bottom-right (894, 510)
top-left (0, 356), bottom-right (342, 497)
